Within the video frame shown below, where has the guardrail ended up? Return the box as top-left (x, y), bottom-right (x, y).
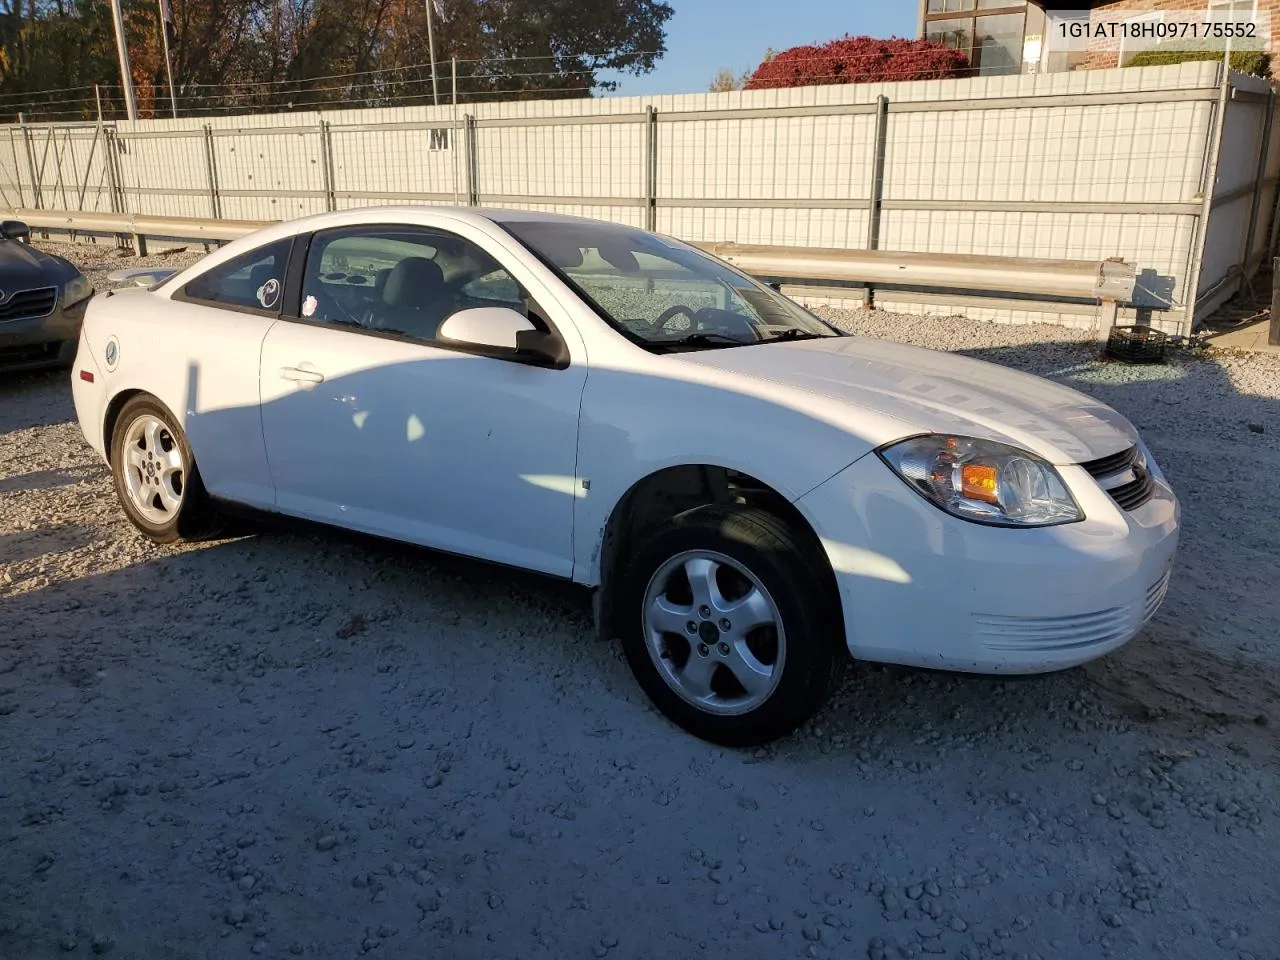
top-left (6, 208), bottom-right (1137, 336)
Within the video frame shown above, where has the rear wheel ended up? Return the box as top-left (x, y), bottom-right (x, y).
top-left (109, 395), bottom-right (223, 544)
top-left (615, 505), bottom-right (844, 746)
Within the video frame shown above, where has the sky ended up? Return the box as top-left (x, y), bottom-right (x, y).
top-left (601, 0), bottom-right (919, 96)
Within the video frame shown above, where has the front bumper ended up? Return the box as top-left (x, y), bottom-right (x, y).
top-left (0, 298), bottom-right (88, 372)
top-left (797, 448), bottom-right (1180, 674)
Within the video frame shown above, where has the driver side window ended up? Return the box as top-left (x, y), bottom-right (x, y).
top-left (298, 226), bottom-right (527, 344)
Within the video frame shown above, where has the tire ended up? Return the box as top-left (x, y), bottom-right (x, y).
top-left (109, 394), bottom-right (224, 544)
top-left (614, 504), bottom-right (845, 747)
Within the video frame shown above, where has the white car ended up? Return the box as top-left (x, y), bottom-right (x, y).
top-left (70, 207), bottom-right (1179, 745)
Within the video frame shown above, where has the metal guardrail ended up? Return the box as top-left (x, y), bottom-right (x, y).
top-left (7, 207), bottom-right (1137, 333)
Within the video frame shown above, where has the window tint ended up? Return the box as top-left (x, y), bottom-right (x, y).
top-left (299, 226), bottom-right (526, 344)
top-left (182, 238), bottom-right (292, 312)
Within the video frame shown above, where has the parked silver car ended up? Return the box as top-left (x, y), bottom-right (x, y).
top-left (0, 220), bottom-right (94, 372)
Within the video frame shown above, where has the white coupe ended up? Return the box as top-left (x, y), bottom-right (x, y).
top-left (70, 207), bottom-right (1179, 745)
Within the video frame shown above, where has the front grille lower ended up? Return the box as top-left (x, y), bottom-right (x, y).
top-left (0, 286), bottom-right (58, 323)
top-left (1079, 444), bottom-right (1156, 512)
top-left (974, 570), bottom-right (1170, 652)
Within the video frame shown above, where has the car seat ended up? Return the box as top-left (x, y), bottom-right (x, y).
top-left (377, 257), bottom-right (453, 339)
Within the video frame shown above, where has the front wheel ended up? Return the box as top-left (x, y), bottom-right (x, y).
top-left (615, 505), bottom-right (844, 747)
top-left (109, 395), bottom-right (223, 544)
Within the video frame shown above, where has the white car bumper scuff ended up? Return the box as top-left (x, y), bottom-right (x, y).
top-left (797, 450), bottom-right (1180, 674)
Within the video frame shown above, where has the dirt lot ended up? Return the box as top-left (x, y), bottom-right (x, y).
top-left (2, 245), bottom-right (1279, 960)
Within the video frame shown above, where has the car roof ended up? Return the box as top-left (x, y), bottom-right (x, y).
top-left (279, 205), bottom-right (626, 232)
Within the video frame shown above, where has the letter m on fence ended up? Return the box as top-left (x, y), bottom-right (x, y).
top-left (429, 128), bottom-right (451, 151)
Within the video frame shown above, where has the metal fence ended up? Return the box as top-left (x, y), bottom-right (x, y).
top-left (0, 61), bottom-right (1275, 335)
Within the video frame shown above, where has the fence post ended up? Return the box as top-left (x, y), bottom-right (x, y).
top-left (18, 112), bottom-right (41, 210)
top-left (1242, 88), bottom-right (1275, 274)
top-left (865, 94), bottom-right (889, 253)
top-left (644, 106), bottom-right (657, 232)
top-left (1183, 65), bottom-right (1231, 338)
top-left (203, 124), bottom-right (220, 219)
top-left (465, 114), bottom-right (479, 205)
top-left (1271, 259), bottom-right (1280, 345)
top-left (8, 130), bottom-right (26, 208)
top-left (103, 128), bottom-right (122, 214)
top-left (319, 121), bottom-right (336, 212)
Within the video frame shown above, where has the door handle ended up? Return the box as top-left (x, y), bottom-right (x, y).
top-left (280, 366), bottom-right (325, 386)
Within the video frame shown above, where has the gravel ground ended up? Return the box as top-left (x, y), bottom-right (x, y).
top-left (1, 244), bottom-right (1278, 960)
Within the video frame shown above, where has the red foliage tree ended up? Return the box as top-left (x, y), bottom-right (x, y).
top-left (745, 35), bottom-right (969, 89)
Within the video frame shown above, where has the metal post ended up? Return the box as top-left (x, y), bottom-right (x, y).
top-left (425, 0), bottom-right (439, 106)
top-left (1271, 259), bottom-right (1280, 345)
top-left (18, 113), bottom-right (41, 209)
top-left (451, 57), bottom-right (458, 106)
top-left (95, 85), bottom-right (104, 123)
top-left (7, 130), bottom-right (25, 208)
top-left (109, 0), bottom-right (138, 120)
top-left (465, 113), bottom-right (478, 205)
top-left (1242, 88), bottom-right (1275, 274)
top-left (319, 121), bottom-right (336, 212)
top-left (644, 106), bottom-right (657, 232)
top-left (103, 129), bottom-right (123, 214)
top-left (1183, 65), bottom-right (1231, 337)
top-left (157, 0), bottom-right (179, 118)
top-left (866, 94), bottom-right (889, 252)
top-left (202, 124), bottom-right (220, 219)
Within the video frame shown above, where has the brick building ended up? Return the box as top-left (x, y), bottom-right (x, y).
top-left (916, 0), bottom-right (1278, 74)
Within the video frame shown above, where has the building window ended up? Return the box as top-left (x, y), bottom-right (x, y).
top-left (1207, 0), bottom-right (1258, 21)
top-left (923, 2), bottom-right (1027, 76)
top-left (1119, 11), bottom-right (1164, 64)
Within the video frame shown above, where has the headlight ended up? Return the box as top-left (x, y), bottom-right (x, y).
top-left (62, 274), bottom-right (94, 307)
top-left (878, 435), bottom-right (1083, 527)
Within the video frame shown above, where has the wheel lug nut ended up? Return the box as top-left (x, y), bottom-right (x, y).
top-left (685, 621), bottom-right (697, 634)
top-left (697, 643), bottom-right (709, 657)
top-left (718, 642), bottom-right (730, 655)
top-left (698, 605), bottom-right (711, 619)
top-left (719, 618), bottom-right (730, 630)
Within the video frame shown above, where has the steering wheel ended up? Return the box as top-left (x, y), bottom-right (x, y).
top-left (650, 304), bottom-right (758, 341)
top-left (651, 304), bottom-right (699, 334)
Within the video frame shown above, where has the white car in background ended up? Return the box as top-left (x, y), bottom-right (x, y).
top-left (70, 207), bottom-right (1179, 746)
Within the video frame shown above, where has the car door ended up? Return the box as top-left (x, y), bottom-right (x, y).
top-left (257, 221), bottom-right (588, 578)
top-left (156, 235), bottom-right (294, 509)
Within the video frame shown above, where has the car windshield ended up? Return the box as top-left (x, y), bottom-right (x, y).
top-left (500, 219), bottom-right (840, 350)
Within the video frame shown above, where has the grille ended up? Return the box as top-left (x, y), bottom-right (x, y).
top-left (1079, 445), bottom-right (1156, 512)
top-left (973, 607), bottom-right (1134, 652)
top-left (1143, 569), bottom-right (1172, 623)
top-left (0, 286), bottom-right (57, 323)
top-left (974, 570), bottom-right (1170, 653)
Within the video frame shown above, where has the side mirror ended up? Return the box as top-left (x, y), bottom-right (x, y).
top-left (437, 307), bottom-right (570, 369)
top-left (438, 307), bottom-right (535, 349)
top-left (1, 220), bottom-right (30, 243)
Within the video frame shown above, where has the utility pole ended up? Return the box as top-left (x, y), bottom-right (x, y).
top-left (425, 0), bottom-right (439, 105)
top-left (158, 0), bottom-right (179, 117)
top-left (109, 0), bottom-right (138, 120)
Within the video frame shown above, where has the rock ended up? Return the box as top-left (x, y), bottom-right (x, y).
top-left (906, 884), bottom-right (924, 900)
top-left (90, 934), bottom-right (115, 955)
top-left (1247, 423), bottom-right (1264, 434)
top-left (1049, 891), bottom-right (1066, 908)
top-left (802, 926), bottom-right (821, 942)
top-left (225, 904), bottom-right (247, 926)
top-left (424, 774), bottom-right (443, 789)
top-left (316, 835), bottom-right (338, 851)
top-left (237, 874), bottom-right (257, 892)
top-left (59, 935), bottom-right (78, 952)
top-left (1103, 912), bottom-right (1123, 928)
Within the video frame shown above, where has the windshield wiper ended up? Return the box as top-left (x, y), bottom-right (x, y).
top-left (765, 328), bottom-right (828, 342)
top-left (649, 332), bottom-right (753, 350)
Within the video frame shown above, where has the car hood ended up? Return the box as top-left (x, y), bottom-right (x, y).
top-left (0, 240), bottom-right (76, 287)
top-left (677, 335), bottom-right (1137, 465)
